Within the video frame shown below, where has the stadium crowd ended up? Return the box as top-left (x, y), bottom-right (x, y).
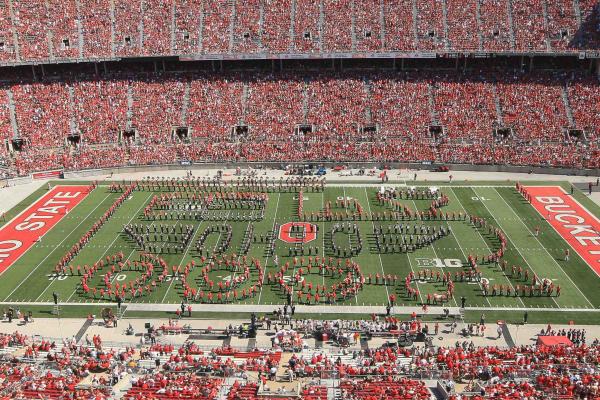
top-left (0, 0), bottom-right (597, 63)
top-left (0, 323), bottom-right (599, 399)
top-left (0, 70), bottom-right (597, 177)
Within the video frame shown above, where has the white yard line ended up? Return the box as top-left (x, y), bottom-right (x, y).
top-left (256, 192), bottom-right (281, 305)
top-left (4, 192), bottom-right (112, 301)
top-left (225, 220), bottom-right (251, 299)
top-left (160, 219), bottom-right (205, 304)
top-left (362, 187), bottom-right (390, 302)
top-left (393, 212), bottom-right (425, 306)
top-left (492, 187), bottom-right (595, 308)
top-left (342, 187), bottom-right (359, 305)
top-left (408, 197), bottom-right (462, 308)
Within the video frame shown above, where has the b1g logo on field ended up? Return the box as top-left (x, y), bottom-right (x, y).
top-left (279, 222), bottom-right (317, 244)
top-left (415, 258), bottom-right (463, 268)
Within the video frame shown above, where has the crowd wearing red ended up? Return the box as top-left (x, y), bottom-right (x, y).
top-left (1, 70), bottom-right (597, 178)
top-left (1, 329), bottom-right (599, 399)
top-left (0, 0), bottom-right (597, 63)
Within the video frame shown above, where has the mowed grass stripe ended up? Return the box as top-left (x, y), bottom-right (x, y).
top-left (453, 187), bottom-right (560, 309)
top-left (29, 191), bottom-right (152, 303)
top-left (362, 189), bottom-right (424, 306)
top-left (257, 191), bottom-right (292, 305)
top-left (496, 187), bottom-right (600, 308)
top-left (380, 193), bottom-right (473, 307)
top-left (338, 187), bottom-right (384, 305)
top-left (446, 188), bottom-right (526, 309)
top-left (2, 189), bottom-right (118, 302)
top-left (67, 191), bottom-right (156, 304)
top-left (315, 188), bottom-right (348, 304)
top-left (474, 187), bottom-right (589, 309)
top-left (251, 191), bottom-right (281, 305)
top-left (357, 187), bottom-right (390, 305)
top-left (408, 196), bottom-right (465, 308)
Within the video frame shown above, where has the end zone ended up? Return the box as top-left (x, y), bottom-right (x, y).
top-left (525, 186), bottom-right (600, 276)
top-left (0, 186), bottom-right (90, 274)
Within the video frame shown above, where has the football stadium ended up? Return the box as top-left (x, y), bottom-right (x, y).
top-left (0, 0), bottom-right (599, 399)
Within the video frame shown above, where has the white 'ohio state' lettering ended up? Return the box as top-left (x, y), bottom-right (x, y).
top-left (14, 192), bottom-right (81, 232)
top-left (0, 240), bottom-right (23, 264)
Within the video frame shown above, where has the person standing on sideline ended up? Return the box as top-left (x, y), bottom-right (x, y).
top-left (564, 249), bottom-right (570, 262)
top-left (523, 311), bottom-right (528, 324)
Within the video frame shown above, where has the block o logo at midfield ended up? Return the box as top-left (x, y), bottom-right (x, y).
top-left (278, 222), bottom-right (317, 244)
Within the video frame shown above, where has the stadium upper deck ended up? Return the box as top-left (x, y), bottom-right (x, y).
top-left (0, 69), bottom-right (597, 178)
top-left (0, 0), bottom-right (598, 66)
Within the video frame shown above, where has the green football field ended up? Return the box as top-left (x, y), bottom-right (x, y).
top-left (0, 180), bottom-right (599, 322)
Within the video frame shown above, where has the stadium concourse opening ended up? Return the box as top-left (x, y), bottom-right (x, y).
top-left (566, 127), bottom-right (587, 142)
top-left (119, 128), bottom-right (138, 144)
top-left (0, 1), bottom-right (599, 398)
top-left (232, 124), bottom-right (249, 139)
top-left (9, 138), bottom-right (26, 152)
top-left (66, 132), bottom-right (81, 147)
top-left (493, 126), bottom-right (514, 142)
top-left (172, 126), bottom-right (191, 143)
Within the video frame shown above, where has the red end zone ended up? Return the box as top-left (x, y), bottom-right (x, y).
top-left (525, 186), bottom-right (600, 276)
top-left (0, 186), bottom-right (90, 274)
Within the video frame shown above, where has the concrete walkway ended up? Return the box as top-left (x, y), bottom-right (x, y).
top-left (1, 316), bottom-right (600, 350)
top-left (2, 167), bottom-right (599, 213)
top-left (3, 300), bottom-right (599, 314)
top-left (124, 303), bottom-right (461, 315)
top-left (0, 301), bottom-right (458, 315)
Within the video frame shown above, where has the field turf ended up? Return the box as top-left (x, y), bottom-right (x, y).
top-left (0, 180), bottom-right (599, 323)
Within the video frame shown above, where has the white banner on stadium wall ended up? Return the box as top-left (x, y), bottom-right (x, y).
top-left (31, 170), bottom-right (64, 180)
